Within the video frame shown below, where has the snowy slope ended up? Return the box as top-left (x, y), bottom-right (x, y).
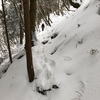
top-left (0, 0), bottom-right (100, 100)
top-left (42, 0), bottom-right (100, 100)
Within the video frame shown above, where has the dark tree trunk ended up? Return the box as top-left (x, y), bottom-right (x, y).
top-left (19, 0), bottom-right (23, 44)
top-left (1, 0), bottom-right (12, 63)
top-left (23, 0), bottom-right (35, 82)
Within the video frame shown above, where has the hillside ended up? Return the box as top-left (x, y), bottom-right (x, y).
top-left (0, 0), bottom-right (100, 100)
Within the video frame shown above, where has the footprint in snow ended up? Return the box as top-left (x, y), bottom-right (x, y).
top-left (64, 56), bottom-right (72, 61)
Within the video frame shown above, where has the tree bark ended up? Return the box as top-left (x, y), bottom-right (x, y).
top-left (19, 0), bottom-right (23, 44)
top-left (1, 0), bottom-right (12, 63)
top-left (23, 0), bottom-right (35, 82)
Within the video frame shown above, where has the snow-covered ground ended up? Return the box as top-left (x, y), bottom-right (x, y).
top-left (0, 0), bottom-right (100, 100)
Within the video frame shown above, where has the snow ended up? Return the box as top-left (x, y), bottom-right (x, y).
top-left (1, 0), bottom-right (100, 100)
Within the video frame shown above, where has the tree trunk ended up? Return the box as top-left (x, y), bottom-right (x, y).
top-left (23, 0), bottom-right (35, 82)
top-left (19, 0), bottom-right (23, 44)
top-left (30, 0), bottom-right (37, 43)
top-left (1, 0), bottom-right (12, 63)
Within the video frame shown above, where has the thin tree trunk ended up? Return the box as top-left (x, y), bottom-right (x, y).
top-left (23, 0), bottom-right (35, 82)
top-left (19, 0), bottom-right (23, 44)
top-left (1, 0), bottom-right (12, 63)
